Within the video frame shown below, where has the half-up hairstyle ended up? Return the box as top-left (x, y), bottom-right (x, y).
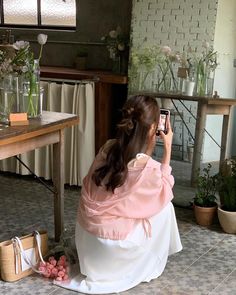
top-left (92, 95), bottom-right (160, 192)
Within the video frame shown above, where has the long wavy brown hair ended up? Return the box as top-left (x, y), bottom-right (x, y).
top-left (92, 95), bottom-right (160, 192)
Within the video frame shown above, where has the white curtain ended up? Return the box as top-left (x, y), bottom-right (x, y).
top-left (0, 81), bottom-right (95, 186)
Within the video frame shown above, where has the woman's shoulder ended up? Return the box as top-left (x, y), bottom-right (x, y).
top-left (128, 153), bottom-right (161, 170)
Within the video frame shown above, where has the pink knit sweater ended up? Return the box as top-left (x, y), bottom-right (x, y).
top-left (77, 140), bottom-right (174, 240)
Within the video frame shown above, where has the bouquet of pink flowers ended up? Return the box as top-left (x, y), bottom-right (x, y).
top-left (39, 255), bottom-right (69, 281)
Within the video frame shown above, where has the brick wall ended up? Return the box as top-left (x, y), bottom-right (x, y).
top-left (130, 0), bottom-right (218, 160)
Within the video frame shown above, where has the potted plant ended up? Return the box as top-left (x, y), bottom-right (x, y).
top-left (193, 163), bottom-right (218, 226)
top-left (217, 158), bottom-right (236, 233)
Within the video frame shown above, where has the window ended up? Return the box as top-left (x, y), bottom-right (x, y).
top-left (0, 0), bottom-right (76, 30)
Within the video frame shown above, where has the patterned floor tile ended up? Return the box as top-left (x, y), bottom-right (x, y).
top-left (205, 235), bottom-right (236, 262)
top-left (165, 255), bottom-right (236, 295)
top-left (177, 219), bottom-right (195, 236)
top-left (183, 227), bottom-right (225, 251)
top-left (1, 173), bottom-right (236, 295)
top-left (0, 275), bottom-right (56, 295)
top-left (210, 270), bottom-right (236, 295)
top-left (50, 286), bottom-right (84, 294)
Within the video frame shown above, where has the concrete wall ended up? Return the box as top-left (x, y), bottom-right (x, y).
top-left (0, 0), bottom-right (132, 70)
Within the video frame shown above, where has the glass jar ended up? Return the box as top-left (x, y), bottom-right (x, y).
top-left (19, 60), bottom-right (42, 118)
top-left (0, 73), bottom-right (19, 123)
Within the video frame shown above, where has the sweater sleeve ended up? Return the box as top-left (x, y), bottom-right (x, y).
top-left (105, 160), bottom-right (175, 220)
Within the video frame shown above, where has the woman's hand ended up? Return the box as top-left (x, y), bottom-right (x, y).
top-left (159, 115), bottom-right (173, 165)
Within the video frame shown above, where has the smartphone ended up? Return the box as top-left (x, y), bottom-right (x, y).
top-left (156, 109), bottom-right (170, 135)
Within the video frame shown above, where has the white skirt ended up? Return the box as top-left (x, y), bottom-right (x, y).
top-left (54, 202), bottom-right (182, 294)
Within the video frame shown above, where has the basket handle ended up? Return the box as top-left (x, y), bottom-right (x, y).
top-left (12, 231), bottom-right (46, 275)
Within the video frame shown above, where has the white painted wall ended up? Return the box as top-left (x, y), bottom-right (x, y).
top-left (202, 0), bottom-right (236, 161)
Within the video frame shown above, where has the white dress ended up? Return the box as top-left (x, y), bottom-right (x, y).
top-left (54, 202), bottom-right (182, 294)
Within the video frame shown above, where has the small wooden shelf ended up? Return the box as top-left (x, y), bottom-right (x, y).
top-left (41, 66), bottom-right (128, 85)
top-left (41, 66), bottom-right (128, 152)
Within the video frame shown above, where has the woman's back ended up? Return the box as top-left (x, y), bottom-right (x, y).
top-left (54, 95), bottom-right (182, 294)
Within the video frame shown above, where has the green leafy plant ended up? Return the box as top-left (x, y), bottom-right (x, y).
top-left (187, 41), bottom-right (218, 96)
top-left (217, 158), bottom-right (236, 212)
top-left (194, 163), bottom-right (217, 207)
top-left (129, 45), bottom-right (162, 91)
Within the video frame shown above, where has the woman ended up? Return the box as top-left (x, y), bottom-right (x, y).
top-left (56, 95), bottom-right (182, 294)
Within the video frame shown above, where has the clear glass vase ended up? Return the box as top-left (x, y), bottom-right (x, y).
top-left (138, 69), bottom-right (154, 91)
top-left (194, 63), bottom-right (215, 97)
top-left (157, 62), bottom-right (178, 93)
top-left (19, 59), bottom-right (42, 118)
top-left (0, 73), bottom-right (19, 123)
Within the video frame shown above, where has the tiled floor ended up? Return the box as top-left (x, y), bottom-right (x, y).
top-left (0, 171), bottom-right (235, 295)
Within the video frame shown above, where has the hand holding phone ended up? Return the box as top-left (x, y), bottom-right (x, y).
top-left (156, 109), bottom-right (170, 136)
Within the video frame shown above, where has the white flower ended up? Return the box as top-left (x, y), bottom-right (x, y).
top-left (174, 53), bottom-right (181, 63)
top-left (21, 65), bottom-right (28, 73)
top-left (202, 41), bottom-right (210, 49)
top-left (37, 34), bottom-right (48, 45)
top-left (13, 41), bottom-right (29, 50)
top-left (161, 46), bottom-right (172, 56)
top-left (118, 43), bottom-right (125, 51)
top-left (101, 36), bottom-right (106, 41)
top-left (109, 30), bottom-right (118, 38)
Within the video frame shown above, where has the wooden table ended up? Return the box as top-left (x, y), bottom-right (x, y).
top-left (0, 111), bottom-right (79, 241)
top-left (140, 92), bottom-right (236, 186)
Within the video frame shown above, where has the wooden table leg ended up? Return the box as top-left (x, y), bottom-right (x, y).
top-left (191, 102), bottom-right (207, 186)
top-left (53, 130), bottom-right (65, 242)
top-left (220, 113), bottom-right (230, 163)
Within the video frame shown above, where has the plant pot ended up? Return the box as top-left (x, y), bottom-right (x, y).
top-left (218, 207), bottom-right (236, 234)
top-left (194, 203), bottom-right (217, 226)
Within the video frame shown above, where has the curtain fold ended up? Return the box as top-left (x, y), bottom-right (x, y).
top-left (0, 81), bottom-right (95, 186)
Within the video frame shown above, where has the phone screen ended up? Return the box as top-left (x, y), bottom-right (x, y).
top-left (157, 109), bottom-right (170, 135)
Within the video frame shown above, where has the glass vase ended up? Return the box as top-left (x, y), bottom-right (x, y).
top-left (157, 71), bottom-right (172, 93)
top-left (0, 73), bottom-right (19, 123)
top-left (157, 62), bottom-right (178, 93)
top-left (138, 69), bottom-right (154, 91)
top-left (194, 65), bottom-right (215, 97)
top-left (195, 70), bottom-right (207, 96)
top-left (206, 70), bottom-right (215, 97)
top-left (111, 55), bottom-right (121, 74)
top-left (19, 59), bottom-right (42, 118)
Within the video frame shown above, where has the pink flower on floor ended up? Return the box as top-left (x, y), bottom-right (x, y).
top-left (39, 255), bottom-right (69, 281)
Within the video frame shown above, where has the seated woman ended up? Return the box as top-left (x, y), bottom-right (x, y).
top-left (56, 95), bottom-right (182, 294)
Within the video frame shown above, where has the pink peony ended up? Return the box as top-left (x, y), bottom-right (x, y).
top-left (40, 255), bottom-right (69, 281)
top-left (39, 261), bottom-right (46, 267)
top-left (161, 46), bottom-right (172, 56)
top-left (51, 267), bottom-right (58, 277)
top-left (58, 270), bottom-right (65, 278)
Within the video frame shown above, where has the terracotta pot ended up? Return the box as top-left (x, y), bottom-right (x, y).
top-left (218, 207), bottom-right (236, 234)
top-left (194, 203), bottom-right (217, 226)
